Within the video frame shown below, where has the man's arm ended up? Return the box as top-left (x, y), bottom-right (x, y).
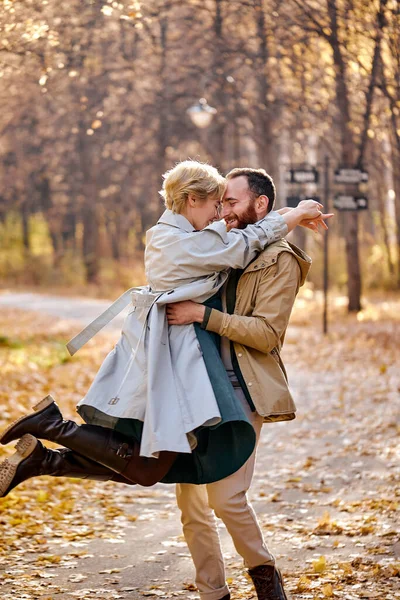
top-left (167, 252), bottom-right (301, 352)
top-left (205, 252), bottom-right (301, 353)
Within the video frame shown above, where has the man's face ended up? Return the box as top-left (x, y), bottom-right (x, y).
top-left (221, 176), bottom-right (258, 230)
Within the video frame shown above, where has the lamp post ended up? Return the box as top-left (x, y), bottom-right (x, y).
top-left (187, 98), bottom-right (217, 129)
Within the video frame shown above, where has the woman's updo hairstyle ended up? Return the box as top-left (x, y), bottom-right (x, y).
top-left (159, 160), bottom-right (226, 214)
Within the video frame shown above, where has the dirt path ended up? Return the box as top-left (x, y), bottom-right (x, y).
top-left (0, 293), bottom-right (398, 600)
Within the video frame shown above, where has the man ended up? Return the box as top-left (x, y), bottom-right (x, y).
top-left (166, 168), bottom-right (312, 600)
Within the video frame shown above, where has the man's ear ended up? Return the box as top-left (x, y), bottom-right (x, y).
top-left (256, 195), bottom-right (270, 213)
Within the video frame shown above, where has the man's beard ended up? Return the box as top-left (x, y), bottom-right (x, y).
top-left (226, 203), bottom-right (258, 229)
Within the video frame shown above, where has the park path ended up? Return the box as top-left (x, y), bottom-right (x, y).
top-left (0, 291), bottom-right (398, 600)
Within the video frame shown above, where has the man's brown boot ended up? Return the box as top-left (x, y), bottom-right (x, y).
top-left (248, 565), bottom-right (289, 600)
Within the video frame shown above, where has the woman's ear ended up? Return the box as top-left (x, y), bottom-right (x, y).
top-left (187, 193), bottom-right (197, 207)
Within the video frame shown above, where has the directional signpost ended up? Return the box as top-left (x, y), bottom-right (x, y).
top-left (334, 167), bottom-right (368, 212)
top-left (285, 162), bottom-right (369, 333)
top-left (334, 168), bottom-right (368, 184)
top-left (286, 168), bottom-right (319, 184)
top-left (334, 196), bottom-right (369, 211)
top-left (286, 195), bottom-right (321, 208)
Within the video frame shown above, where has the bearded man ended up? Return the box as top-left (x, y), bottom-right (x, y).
top-left (166, 168), bottom-right (313, 600)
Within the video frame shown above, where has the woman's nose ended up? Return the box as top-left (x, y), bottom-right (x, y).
top-left (221, 206), bottom-right (230, 219)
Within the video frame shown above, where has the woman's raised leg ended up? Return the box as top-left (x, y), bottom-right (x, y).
top-left (0, 434), bottom-right (136, 497)
top-left (0, 396), bottom-right (177, 487)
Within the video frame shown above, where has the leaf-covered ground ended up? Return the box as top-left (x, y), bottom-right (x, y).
top-left (0, 293), bottom-right (399, 599)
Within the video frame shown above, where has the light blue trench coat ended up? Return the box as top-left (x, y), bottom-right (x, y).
top-left (69, 210), bottom-right (288, 463)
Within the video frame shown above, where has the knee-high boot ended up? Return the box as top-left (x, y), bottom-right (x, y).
top-left (0, 434), bottom-right (135, 497)
top-left (0, 396), bottom-right (177, 487)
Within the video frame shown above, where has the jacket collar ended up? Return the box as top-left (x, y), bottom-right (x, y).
top-left (158, 209), bottom-right (196, 233)
top-left (243, 239), bottom-right (312, 286)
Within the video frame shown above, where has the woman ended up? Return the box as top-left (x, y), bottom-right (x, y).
top-left (0, 161), bottom-right (327, 497)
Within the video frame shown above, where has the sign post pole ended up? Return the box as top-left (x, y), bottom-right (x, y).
top-left (323, 156), bottom-right (330, 335)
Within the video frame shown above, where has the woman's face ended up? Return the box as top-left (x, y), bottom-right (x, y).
top-left (185, 194), bottom-right (222, 231)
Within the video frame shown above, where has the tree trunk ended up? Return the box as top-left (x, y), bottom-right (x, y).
top-left (21, 203), bottom-right (30, 251)
top-left (252, 0), bottom-right (277, 180)
top-left (357, 0), bottom-right (387, 168)
top-left (329, 0), bottom-right (362, 312)
top-left (376, 187), bottom-right (395, 277)
top-left (77, 117), bottom-right (99, 282)
top-left (392, 145), bottom-right (400, 286)
top-left (158, 17), bottom-right (169, 176)
top-left (106, 211), bottom-right (121, 261)
top-left (82, 204), bottom-right (99, 283)
top-left (210, 0), bottom-right (226, 172)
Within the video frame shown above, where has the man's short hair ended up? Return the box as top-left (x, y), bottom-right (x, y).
top-left (226, 168), bottom-right (276, 213)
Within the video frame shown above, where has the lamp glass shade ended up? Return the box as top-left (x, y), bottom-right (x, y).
top-left (187, 100), bottom-right (217, 129)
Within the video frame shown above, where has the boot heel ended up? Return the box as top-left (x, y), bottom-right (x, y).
top-left (0, 395), bottom-right (56, 445)
top-left (0, 435), bottom-right (38, 496)
top-left (33, 395), bottom-right (55, 412)
top-left (14, 434), bottom-right (38, 458)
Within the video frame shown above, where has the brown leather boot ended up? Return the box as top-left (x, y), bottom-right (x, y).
top-left (248, 565), bottom-right (289, 600)
top-left (0, 434), bottom-right (135, 497)
top-left (0, 396), bottom-right (177, 486)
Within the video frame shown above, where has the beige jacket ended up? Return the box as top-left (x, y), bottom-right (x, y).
top-left (205, 239), bottom-right (312, 422)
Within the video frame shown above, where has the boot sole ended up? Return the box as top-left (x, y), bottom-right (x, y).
top-left (0, 434), bottom-right (38, 497)
top-left (277, 568), bottom-right (289, 600)
top-left (0, 395), bottom-right (55, 446)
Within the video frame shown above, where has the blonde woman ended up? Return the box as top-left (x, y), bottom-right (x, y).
top-left (0, 161), bottom-right (327, 496)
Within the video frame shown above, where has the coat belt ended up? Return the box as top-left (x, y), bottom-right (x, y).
top-left (66, 287), bottom-right (161, 356)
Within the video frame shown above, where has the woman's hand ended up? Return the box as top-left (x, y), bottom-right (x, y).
top-left (166, 301), bottom-right (206, 326)
top-left (299, 213), bottom-right (334, 232)
top-left (297, 200), bottom-right (334, 232)
top-left (281, 200), bottom-right (334, 233)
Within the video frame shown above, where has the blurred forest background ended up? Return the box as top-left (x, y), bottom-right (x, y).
top-left (0, 0), bottom-right (399, 311)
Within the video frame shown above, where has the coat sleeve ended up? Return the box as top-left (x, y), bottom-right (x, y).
top-left (148, 212), bottom-right (288, 276)
top-left (205, 252), bottom-right (301, 353)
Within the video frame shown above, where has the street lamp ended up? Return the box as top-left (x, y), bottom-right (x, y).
top-left (187, 97), bottom-right (217, 129)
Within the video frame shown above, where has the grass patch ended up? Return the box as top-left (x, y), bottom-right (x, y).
top-left (0, 335), bottom-right (24, 349)
top-left (1, 337), bottom-right (71, 369)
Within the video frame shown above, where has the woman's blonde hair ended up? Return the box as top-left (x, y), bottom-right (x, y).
top-left (159, 160), bottom-right (226, 213)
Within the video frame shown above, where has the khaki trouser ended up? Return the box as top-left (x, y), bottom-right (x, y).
top-left (176, 389), bottom-right (274, 600)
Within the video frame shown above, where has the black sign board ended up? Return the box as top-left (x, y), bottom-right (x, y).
top-left (286, 169), bottom-right (319, 184)
top-left (334, 168), bottom-right (369, 184)
top-left (286, 195), bottom-right (321, 208)
top-left (334, 195), bottom-right (368, 211)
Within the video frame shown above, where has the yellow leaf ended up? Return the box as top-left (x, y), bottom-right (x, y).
top-left (318, 512), bottom-right (331, 526)
top-left (36, 490), bottom-right (49, 503)
top-left (339, 562), bottom-right (353, 575)
top-left (295, 575), bottom-right (311, 592)
top-left (322, 583), bottom-right (334, 597)
top-left (313, 555), bottom-right (327, 573)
